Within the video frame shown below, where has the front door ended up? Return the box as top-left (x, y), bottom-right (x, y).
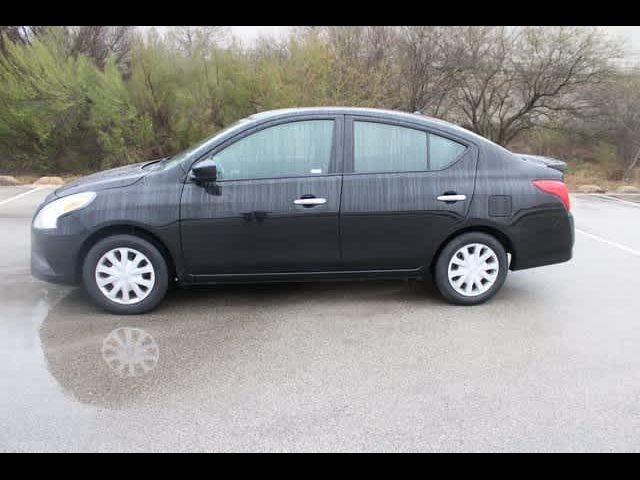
top-left (339, 116), bottom-right (478, 271)
top-left (180, 116), bottom-right (343, 277)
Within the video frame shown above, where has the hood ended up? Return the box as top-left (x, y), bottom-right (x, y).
top-left (54, 159), bottom-right (164, 197)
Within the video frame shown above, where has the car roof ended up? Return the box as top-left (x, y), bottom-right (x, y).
top-left (250, 107), bottom-right (444, 125)
top-left (248, 107), bottom-right (495, 146)
top-left (250, 107), bottom-right (422, 121)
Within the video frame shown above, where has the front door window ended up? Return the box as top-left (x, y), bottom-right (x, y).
top-left (211, 120), bottom-right (335, 181)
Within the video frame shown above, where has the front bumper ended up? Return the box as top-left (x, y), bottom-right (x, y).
top-left (31, 227), bottom-right (85, 285)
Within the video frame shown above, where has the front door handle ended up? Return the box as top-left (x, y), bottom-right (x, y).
top-left (437, 194), bottom-right (467, 202)
top-left (294, 197), bottom-right (327, 206)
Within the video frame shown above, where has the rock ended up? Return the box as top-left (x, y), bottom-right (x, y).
top-left (33, 176), bottom-right (65, 186)
top-left (577, 184), bottom-right (606, 194)
top-left (616, 185), bottom-right (640, 194)
top-left (0, 175), bottom-right (20, 186)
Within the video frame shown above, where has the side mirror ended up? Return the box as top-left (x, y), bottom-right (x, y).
top-left (191, 158), bottom-right (218, 183)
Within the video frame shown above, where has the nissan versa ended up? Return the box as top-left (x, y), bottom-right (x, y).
top-left (31, 108), bottom-right (574, 314)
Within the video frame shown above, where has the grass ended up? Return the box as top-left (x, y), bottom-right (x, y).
top-left (564, 161), bottom-right (640, 192)
top-left (12, 174), bottom-right (80, 185)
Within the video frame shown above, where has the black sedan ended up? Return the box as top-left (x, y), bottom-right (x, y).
top-left (31, 108), bottom-right (574, 314)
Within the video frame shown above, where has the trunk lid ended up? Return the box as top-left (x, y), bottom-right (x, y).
top-left (518, 154), bottom-right (567, 175)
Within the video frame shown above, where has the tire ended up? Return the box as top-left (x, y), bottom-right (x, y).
top-left (82, 234), bottom-right (169, 315)
top-left (433, 232), bottom-right (508, 306)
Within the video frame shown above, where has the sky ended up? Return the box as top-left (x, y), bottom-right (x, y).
top-left (603, 26), bottom-right (640, 54)
top-left (230, 26), bottom-right (289, 43)
top-left (150, 26), bottom-right (640, 46)
top-left (229, 26), bottom-right (640, 53)
top-left (146, 26), bottom-right (640, 57)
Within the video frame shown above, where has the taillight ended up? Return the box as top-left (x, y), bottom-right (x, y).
top-left (533, 180), bottom-right (571, 211)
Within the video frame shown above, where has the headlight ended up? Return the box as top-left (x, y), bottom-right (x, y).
top-left (33, 191), bottom-right (97, 230)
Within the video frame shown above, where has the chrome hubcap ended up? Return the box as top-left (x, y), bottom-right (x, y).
top-left (95, 248), bottom-right (155, 305)
top-left (447, 243), bottom-right (499, 297)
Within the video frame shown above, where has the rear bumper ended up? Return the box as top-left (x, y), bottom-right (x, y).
top-left (509, 209), bottom-right (574, 271)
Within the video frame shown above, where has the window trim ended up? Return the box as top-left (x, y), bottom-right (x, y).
top-left (344, 115), bottom-right (471, 176)
top-left (188, 114), bottom-right (344, 183)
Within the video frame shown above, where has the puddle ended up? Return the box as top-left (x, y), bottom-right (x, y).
top-left (34, 280), bottom-right (437, 410)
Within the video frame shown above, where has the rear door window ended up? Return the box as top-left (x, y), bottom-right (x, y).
top-left (353, 121), bottom-right (466, 173)
top-left (353, 121), bottom-right (427, 173)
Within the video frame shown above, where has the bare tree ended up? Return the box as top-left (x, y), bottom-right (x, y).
top-left (592, 71), bottom-right (640, 179)
top-left (0, 26), bottom-right (45, 53)
top-left (449, 26), bottom-right (620, 145)
top-left (394, 26), bottom-right (462, 116)
top-left (319, 26), bottom-right (397, 106)
top-left (64, 26), bottom-right (135, 71)
top-left (167, 26), bottom-right (229, 57)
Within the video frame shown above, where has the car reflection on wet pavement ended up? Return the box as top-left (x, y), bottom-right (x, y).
top-left (40, 280), bottom-right (437, 410)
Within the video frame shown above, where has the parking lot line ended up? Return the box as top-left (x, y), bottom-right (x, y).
top-left (595, 194), bottom-right (640, 208)
top-left (0, 187), bottom-right (42, 207)
top-left (576, 228), bottom-right (640, 256)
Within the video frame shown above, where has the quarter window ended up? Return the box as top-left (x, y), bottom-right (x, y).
top-left (429, 133), bottom-right (466, 170)
top-left (210, 120), bottom-right (334, 180)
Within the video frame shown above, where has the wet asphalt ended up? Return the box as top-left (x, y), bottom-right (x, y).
top-left (1, 186), bottom-right (640, 452)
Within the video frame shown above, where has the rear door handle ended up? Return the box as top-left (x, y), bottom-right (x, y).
top-left (294, 197), bottom-right (327, 206)
top-left (437, 194), bottom-right (467, 202)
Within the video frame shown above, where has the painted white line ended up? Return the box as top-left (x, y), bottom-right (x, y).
top-left (602, 192), bottom-right (640, 196)
top-left (595, 194), bottom-right (640, 208)
top-left (576, 228), bottom-right (640, 256)
top-left (572, 193), bottom-right (640, 196)
top-left (0, 187), bottom-right (43, 206)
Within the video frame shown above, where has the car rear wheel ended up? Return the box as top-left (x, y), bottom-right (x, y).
top-left (434, 232), bottom-right (508, 305)
top-left (82, 234), bottom-right (169, 315)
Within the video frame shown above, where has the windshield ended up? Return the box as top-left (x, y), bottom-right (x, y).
top-left (160, 118), bottom-right (251, 170)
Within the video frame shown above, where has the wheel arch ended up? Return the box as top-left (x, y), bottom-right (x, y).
top-left (76, 224), bottom-right (177, 283)
top-left (428, 225), bottom-right (515, 274)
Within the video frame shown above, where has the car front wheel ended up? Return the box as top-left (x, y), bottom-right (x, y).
top-left (82, 234), bottom-right (169, 314)
top-left (434, 232), bottom-right (508, 306)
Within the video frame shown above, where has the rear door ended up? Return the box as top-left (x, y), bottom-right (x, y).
top-left (339, 115), bottom-right (478, 271)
